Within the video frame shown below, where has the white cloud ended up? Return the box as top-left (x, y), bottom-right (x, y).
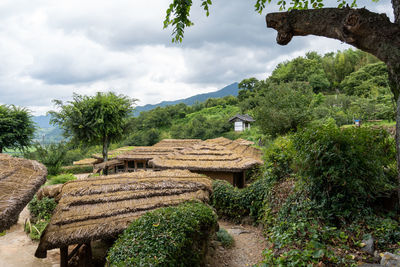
top-left (0, 0), bottom-right (393, 115)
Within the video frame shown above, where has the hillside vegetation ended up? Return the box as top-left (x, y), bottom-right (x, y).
top-left (21, 48), bottom-right (399, 266)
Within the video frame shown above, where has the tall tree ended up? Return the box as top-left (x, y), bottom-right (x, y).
top-left (49, 92), bottom-right (137, 165)
top-left (0, 105), bottom-right (35, 153)
top-left (164, 0), bottom-right (400, 205)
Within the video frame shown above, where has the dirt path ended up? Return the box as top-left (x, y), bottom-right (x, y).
top-left (0, 207), bottom-right (60, 267)
top-left (207, 220), bottom-right (267, 267)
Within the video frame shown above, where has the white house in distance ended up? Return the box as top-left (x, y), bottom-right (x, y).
top-left (229, 114), bottom-right (255, 132)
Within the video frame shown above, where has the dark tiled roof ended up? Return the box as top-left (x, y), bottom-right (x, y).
top-left (228, 114), bottom-right (255, 123)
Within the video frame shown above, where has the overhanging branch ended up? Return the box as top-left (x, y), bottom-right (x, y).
top-left (266, 8), bottom-right (400, 64)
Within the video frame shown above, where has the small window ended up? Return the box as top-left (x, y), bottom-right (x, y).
top-left (137, 162), bottom-right (144, 169)
top-left (128, 161), bottom-right (135, 169)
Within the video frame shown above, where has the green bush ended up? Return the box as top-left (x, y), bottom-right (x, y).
top-left (211, 178), bottom-right (270, 222)
top-left (216, 228), bottom-right (234, 248)
top-left (293, 121), bottom-right (396, 222)
top-left (25, 220), bottom-right (49, 241)
top-left (106, 202), bottom-right (217, 267)
top-left (61, 165), bottom-right (93, 174)
top-left (24, 142), bottom-right (67, 175)
top-left (264, 136), bottom-right (295, 181)
top-left (46, 173), bottom-right (76, 185)
top-left (28, 196), bottom-right (57, 221)
top-left (26, 196), bottom-right (57, 240)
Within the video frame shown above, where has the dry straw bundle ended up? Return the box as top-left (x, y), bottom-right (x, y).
top-left (0, 154), bottom-right (47, 232)
top-left (35, 169), bottom-right (212, 258)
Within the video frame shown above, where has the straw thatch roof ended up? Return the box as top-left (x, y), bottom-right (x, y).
top-left (116, 146), bottom-right (176, 161)
top-left (92, 146), bottom-right (135, 160)
top-left (94, 159), bottom-right (124, 172)
top-left (205, 137), bottom-right (263, 162)
top-left (0, 154), bottom-right (47, 232)
top-left (150, 141), bottom-right (262, 172)
top-left (73, 158), bottom-right (101, 166)
top-left (35, 170), bottom-right (212, 258)
top-left (153, 139), bottom-right (201, 149)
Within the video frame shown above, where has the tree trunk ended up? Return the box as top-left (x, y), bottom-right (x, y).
top-left (102, 135), bottom-right (109, 175)
top-left (266, 7), bottom-right (400, 206)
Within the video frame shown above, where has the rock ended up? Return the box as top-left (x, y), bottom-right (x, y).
top-left (361, 237), bottom-right (375, 255)
top-left (380, 252), bottom-right (400, 267)
top-left (227, 228), bottom-right (250, 235)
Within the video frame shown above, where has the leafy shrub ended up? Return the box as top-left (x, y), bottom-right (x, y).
top-left (46, 173), bottom-right (76, 185)
top-left (264, 136), bottom-right (295, 181)
top-left (25, 220), bottom-right (48, 240)
top-left (24, 142), bottom-right (67, 175)
top-left (61, 165), bottom-right (93, 174)
top-left (28, 196), bottom-right (57, 221)
top-left (26, 196), bottom-right (57, 240)
top-left (107, 202), bottom-right (217, 267)
top-left (211, 178), bottom-right (270, 222)
top-left (216, 228), bottom-right (234, 248)
top-left (293, 121), bottom-right (396, 222)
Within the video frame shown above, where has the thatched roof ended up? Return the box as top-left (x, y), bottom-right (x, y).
top-left (93, 159), bottom-right (124, 172)
top-left (73, 158), bottom-right (101, 166)
top-left (205, 137), bottom-right (263, 162)
top-left (116, 146), bottom-right (176, 161)
top-left (153, 139), bottom-right (201, 149)
top-left (35, 170), bottom-right (212, 258)
top-left (92, 146), bottom-right (135, 160)
top-left (0, 154), bottom-right (47, 232)
top-left (150, 140), bottom-right (262, 172)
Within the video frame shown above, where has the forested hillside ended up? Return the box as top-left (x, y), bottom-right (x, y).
top-left (121, 48), bottom-right (394, 146)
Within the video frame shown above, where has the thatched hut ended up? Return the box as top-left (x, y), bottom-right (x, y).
top-left (91, 146), bottom-right (135, 160)
top-left (35, 170), bottom-right (212, 265)
top-left (0, 154), bottom-right (47, 232)
top-left (150, 140), bottom-right (262, 188)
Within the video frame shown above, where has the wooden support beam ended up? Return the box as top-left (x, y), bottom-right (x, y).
top-left (67, 244), bottom-right (83, 261)
top-left (60, 246), bottom-right (68, 267)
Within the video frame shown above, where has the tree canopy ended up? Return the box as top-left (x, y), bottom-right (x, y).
top-left (0, 105), bottom-right (35, 153)
top-left (49, 92), bottom-right (137, 162)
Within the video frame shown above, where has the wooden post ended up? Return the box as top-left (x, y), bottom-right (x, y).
top-left (144, 160), bottom-right (147, 171)
top-left (60, 246), bottom-right (68, 267)
top-left (84, 242), bottom-right (93, 267)
top-left (124, 160), bottom-right (128, 172)
top-left (134, 161), bottom-right (137, 172)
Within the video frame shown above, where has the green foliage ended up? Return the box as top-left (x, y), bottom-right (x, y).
top-left (211, 178), bottom-right (270, 222)
top-left (0, 104), bottom-right (35, 153)
top-left (49, 92), bottom-right (136, 162)
top-left (255, 82), bottom-right (314, 137)
top-left (341, 62), bottom-right (389, 97)
top-left (216, 228), bottom-right (234, 248)
top-left (46, 173), bottom-right (76, 185)
top-left (61, 165), bottom-right (93, 174)
top-left (293, 121), bottom-right (396, 222)
top-left (106, 202), bottom-right (217, 267)
top-left (25, 219), bottom-right (49, 241)
top-left (24, 142), bottom-right (67, 175)
top-left (28, 196), bottom-right (57, 221)
top-left (263, 136), bottom-right (295, 181)
top-left (270, 54), bottom-right (330, 93)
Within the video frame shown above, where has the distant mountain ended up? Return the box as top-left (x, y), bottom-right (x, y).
top-left (32, 115), bottom-right (52, 128)
top-left (33, 82), bottom-right (240, 128)
top-left (133, 82), bottom-right (239, 116)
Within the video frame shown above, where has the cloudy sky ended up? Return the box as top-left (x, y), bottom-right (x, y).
top-left (0, 0), bottom-right (393, 115)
